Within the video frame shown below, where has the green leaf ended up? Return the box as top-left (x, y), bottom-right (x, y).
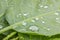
top-left (0, 0), bottom-right (8, 18)
top-left (5, 0), bottom-right (60, 36)
top-left (18, 33), bottom-right (49, 40)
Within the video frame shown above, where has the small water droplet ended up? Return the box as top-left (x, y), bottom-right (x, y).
top-left (55, 12), bottom-right (59, 16)
top-left (23, 13), bottom-right (28, 16)
top-left (17, 14), bottom-right (21, 17)
top-left (29, 26), bottom-right (39, 31)
top-left (47, 28), bottom-right (50, 31)
top-left (31, 20), bottom-right (35, 22)
top-left (44, 6), bottom-right (48, 8)
top-left (35, 18), bottom-right (39, 20)
top-left (39, 5), bottom-right (43, 8)
top-left (56, 18), bottom-right (59, 20)
top-left (55, 17), bottom-right (60, 23)
top-left (42, 21), bottom-right (45, 23)
top-left (22, 21), bottom-right (27, 26)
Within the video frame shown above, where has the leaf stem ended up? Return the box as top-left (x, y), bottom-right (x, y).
top-left (3, 32), bottom-right (17, 40)
top-left (0, 26), bottom-right (12, 34)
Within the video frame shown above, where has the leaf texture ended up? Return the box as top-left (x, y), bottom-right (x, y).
top-left (5, 0), bottom-right (60, 36)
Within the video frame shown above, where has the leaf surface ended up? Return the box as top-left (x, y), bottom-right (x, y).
top-left (0, 0), bottom-right (8, 18)
top-left (5, 0), bottom-right (60, 36)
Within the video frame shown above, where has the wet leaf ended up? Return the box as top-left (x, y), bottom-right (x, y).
top-left (0, 0), bottom-right (8, 18)
top-left (5, 0), bottom-right (60, 36)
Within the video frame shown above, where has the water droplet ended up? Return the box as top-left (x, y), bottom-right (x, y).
top-left (22, 21), bottom-right (27, 26)
top-left (47, 28), bottom-right (50, 31)
top-left (44, 6), bottom-right (48, 8)
top-left (0, 25), bottom-right (3, 29)
top-left (17, 14), bottom-right (21, 17)
top-left (29, 26), bottom-right (39, 31)
top-left (39, 5), bottom-right (43, 8)
top-left (35, 18), bottom-right (39, 20)
top-left (55, 12), bottom-right (59, 16)
top-left (56, 18), bottom-right (59, 20)
top-left (23, 13), bottom-right (28, 16)
top-left (31, 20), bottom-right (35, 22)
top-left (56, 18), bottom-right (60, 23)
top-left (42, 21), bottom-right (45, 23)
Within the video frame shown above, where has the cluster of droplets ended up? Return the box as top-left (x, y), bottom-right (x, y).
top-left (17, 13), bottom-right (28, 18)
top-left (31, 17), bottom-right (39, 22)
top-left (54, 12), bottom-right (60, 23)
top-left (21, 16), bottom-right (51, 32)
top-left (16, 8), bottom-right (60, 33)
top-left (39, 4), bottom-right (48, 9)
top-left (16, 12), bottom-right (60, 32)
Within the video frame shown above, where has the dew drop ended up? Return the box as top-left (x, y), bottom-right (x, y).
top-left (56, 18), bottom-right (60, 23)
top-left (47, 28), bottom-right (50, 31)
top-left (22, 21), bottom-right (27, 26)
top-left (31, 20), bottom-right (35, 22)
top-left (29, 26), bottom-right (39, 31)
top-left (39, 5), bottom-right (43, 8)
top-left (35, 18), bottom-right (39, 20)
top-left (44, 6), bottom-right (48, 8)
top-left (42, 21), bottom-right (45, 24)
top-left (55, 12), bottom-right (59, 16)
top-left (17, 14), bottom-right (21, 17)
top-left (23, 13), bottom-right (28, 16)
top-left (56, 18), bottom-right (59, 20)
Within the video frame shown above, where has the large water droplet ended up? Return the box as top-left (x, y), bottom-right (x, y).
top-left (29, 26), bottom-right (39, 31)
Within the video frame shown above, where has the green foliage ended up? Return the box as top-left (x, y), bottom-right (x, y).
top-left (0, 0), bottom-right (60, 40)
